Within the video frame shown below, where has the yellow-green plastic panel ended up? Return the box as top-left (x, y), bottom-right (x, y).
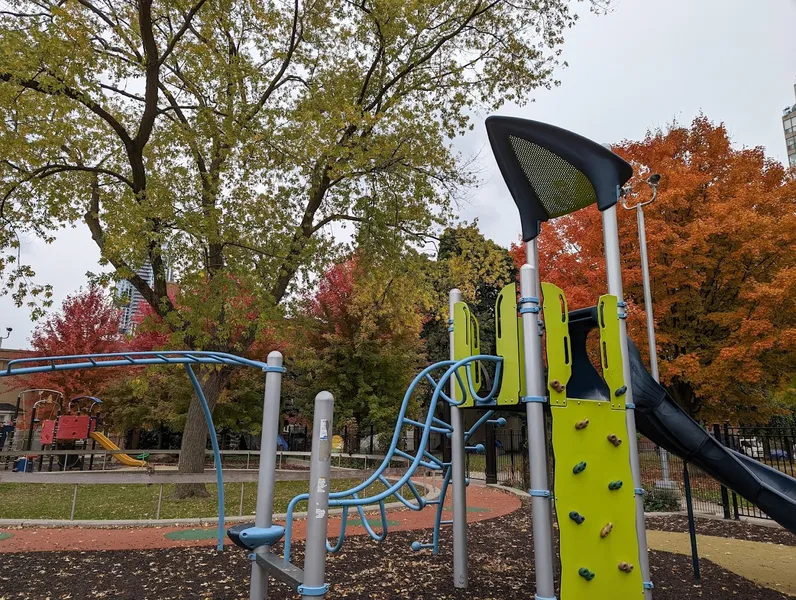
top-left (541, 282), bottom-right (571, 407)
top-left (552, 399), bottom-right (643, 599)
top-left (597, 294), bottom-right (626, 411)
top-left (495, 284), bottom-right (522, 406)
top-left (453, 301), bottom-right (479, 408)
top-left (470, 313), bottom-right (481, 390)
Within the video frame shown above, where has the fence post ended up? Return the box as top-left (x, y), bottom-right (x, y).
top-left (70, 484), bottom-right (78, 520)
top-left (723, 422), bottom-right (740, 520)
top-left (682, 462), bottom-right (700, 580)
top-left (713, 424), bottom-right (731, 519)
top-left (485, 417), bottom-right (497, 485)
top-left (301, 391), bottom-right (334, 600)
top-left (369, 424), bottom-right (374, 455)
top-left (156, 484), bottom-right (164, 520)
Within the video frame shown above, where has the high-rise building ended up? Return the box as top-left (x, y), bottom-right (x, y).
top-left (116, 262), bottom-right (155, 334)
top-left (783, 83), bottom-right (796, 168)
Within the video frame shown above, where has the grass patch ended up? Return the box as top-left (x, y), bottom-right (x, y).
top-left (0, 478), bottom-right (423, 521)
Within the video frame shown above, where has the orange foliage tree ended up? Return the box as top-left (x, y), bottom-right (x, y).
top-left (510, 117), bottom-right (796, 423)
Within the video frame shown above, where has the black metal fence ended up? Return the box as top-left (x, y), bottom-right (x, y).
top-left (638, 424), bottom-right (796, 521)
top-left (468, 424), bottom-right (794, 523)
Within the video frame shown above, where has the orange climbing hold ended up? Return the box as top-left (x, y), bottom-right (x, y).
top-left (600, 523), bottom-right (614, 538)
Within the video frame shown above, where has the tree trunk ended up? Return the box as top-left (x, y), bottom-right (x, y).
top-left (172, 368), bottom-right (228, 499)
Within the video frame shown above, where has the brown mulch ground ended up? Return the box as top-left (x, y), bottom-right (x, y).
top-left (647, 514), bottom-right (796, 547)
top-left (0, 501), bottom-right (789, 599)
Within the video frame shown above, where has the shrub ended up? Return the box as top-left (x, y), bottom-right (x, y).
top-left (643, 485), bottom-right (681, 512)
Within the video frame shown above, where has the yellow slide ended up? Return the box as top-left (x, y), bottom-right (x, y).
top-left (89, 432), bottom-right (148, 467)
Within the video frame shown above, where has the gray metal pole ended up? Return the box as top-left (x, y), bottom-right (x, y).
top-left (637, 206), bottom-right (671, 485)
top-left (301, 391), bottom-right (334, 600)
top-left (448, 288), bottom-right (468, 589)
top-left (250, 351), bottom-right (284, 600)
top-left (601, 205), bottom-right (653, 600)
top-left (520, 241), bottom-right (556, 600)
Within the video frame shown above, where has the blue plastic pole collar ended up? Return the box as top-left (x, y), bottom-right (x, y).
top-left (297, 583), bottom-right (329, 596)
top-left (529, 489), bottom-right (551, 498)
top-left (263, 365), bottom-right (287, 373)
top-left (522, 395), bottom-right (548, 404)
top-left (643, 581), bottom-right (655, 590)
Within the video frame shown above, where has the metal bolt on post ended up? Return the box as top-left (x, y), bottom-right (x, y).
top-left (448, 289), bottom-right (469, 589)
top-left (301, 391), bottom-right (334, 600)
top-left (250, 351), bottom-right (284, 600)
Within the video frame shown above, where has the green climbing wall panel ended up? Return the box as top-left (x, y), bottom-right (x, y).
top-left (597, 294), bottom-right (627, 411)
top-left (552, 399), bottom-right (643, 599)
top-left (452, 301), bottom-right (481, 408)
top-left (541, 282), bottom-right (571, 407)
top-left (495, 283), bottom-right (525, 406)
top-left (544, 285), bottom-right (643, 599)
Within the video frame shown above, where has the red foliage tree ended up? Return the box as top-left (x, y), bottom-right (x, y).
top-left (17, 287), bottom-right (126, 399)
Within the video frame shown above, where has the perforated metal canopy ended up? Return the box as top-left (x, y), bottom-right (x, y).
top-left (486, 116), bottom-right (633, 241)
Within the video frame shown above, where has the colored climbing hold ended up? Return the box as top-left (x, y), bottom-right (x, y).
top-left (572, 461), bottom-right (587, 474)
top-left (578, 567), bottom-right (596, 581)
top-left (618, 562), bottom-right (635, 573)
top-left (614, 386), bottom-right (627, 397)
top-left (550, 379), bottom-right (564, 393)
top-left (600, 522), bottom-right (614, 538)
top-left (608, 480), bottom-right (623, 491)
top-left (607, 434), bottom-right (622, 447)
top-left (574, 419), bottom-right (589, 430)
top-left (568, 511), bottom-right (585, 525)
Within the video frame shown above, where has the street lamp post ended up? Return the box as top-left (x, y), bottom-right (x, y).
top-left (622, 175), bottom-right (674, 488)
top-left (0, 327), bottom-right (11, 349)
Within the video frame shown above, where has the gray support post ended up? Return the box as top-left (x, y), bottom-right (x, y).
top-left (484, 416), bottom-right (497, 485)
top-left (250, 351), bottom-right (284, 600)
top-left (520, 241), bottom-right (556, 600)
top-left (601, 205), bottom-right (653, 599)
top-left (637, 205), bottom-right (671, 486)
top-left (448, 289), bottom-right (468, 589)
top-left (301, 391), bottom-right (334, 600)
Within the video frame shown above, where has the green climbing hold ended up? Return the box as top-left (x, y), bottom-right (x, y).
top-left (578, 567), bottom-right (596, 581)
top-left (608, 480), bottom-right (624, 491)
top-left (568, 511), bottom-right (585, 524)
top-left (572, 461), bottom-right (587, 474)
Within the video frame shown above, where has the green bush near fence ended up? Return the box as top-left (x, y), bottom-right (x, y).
top-left (642, 485), bottom-right (681, 512)
top-left (0, 478), bottom-right (422, 521)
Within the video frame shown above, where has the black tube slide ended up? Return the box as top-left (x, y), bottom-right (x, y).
top-left (628, 340), bottom-right (796, 534)
top-left (566, 307), bottom-right (796, 534)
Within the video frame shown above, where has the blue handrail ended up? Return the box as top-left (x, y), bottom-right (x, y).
top-left (283, 355), bottom-right (503, 561)
top-left (0, 351), bottom-right (271, 376)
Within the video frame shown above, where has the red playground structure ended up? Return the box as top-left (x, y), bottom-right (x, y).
top-left (4, 391), bottom-right (104, 471)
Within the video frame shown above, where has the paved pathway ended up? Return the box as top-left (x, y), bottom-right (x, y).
top-left (647, 530), bottom-right (796, 597)
top-left (0, 485), bottom-right (520, 553)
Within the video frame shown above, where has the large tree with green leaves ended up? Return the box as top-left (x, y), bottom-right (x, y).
top-left (0, 0), bottom-right (604, 492)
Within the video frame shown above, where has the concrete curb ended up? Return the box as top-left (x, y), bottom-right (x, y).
top-left (0, 479), bottom-right (440, 529)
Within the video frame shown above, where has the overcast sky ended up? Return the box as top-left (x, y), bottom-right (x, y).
top-left (1, 0), bottom-right (795, 349)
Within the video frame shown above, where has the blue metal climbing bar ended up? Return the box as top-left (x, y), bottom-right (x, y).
top-left (282, 355), bottom-right (504, 562)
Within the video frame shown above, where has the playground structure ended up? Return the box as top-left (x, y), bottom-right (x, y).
top-left (1, 117), bottom-right (795, 600)
top-left (1, 388), bottom-right (148, 470)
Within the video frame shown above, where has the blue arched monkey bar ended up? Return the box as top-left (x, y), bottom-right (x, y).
top-left (0, 350), bottom-right (285, 550)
